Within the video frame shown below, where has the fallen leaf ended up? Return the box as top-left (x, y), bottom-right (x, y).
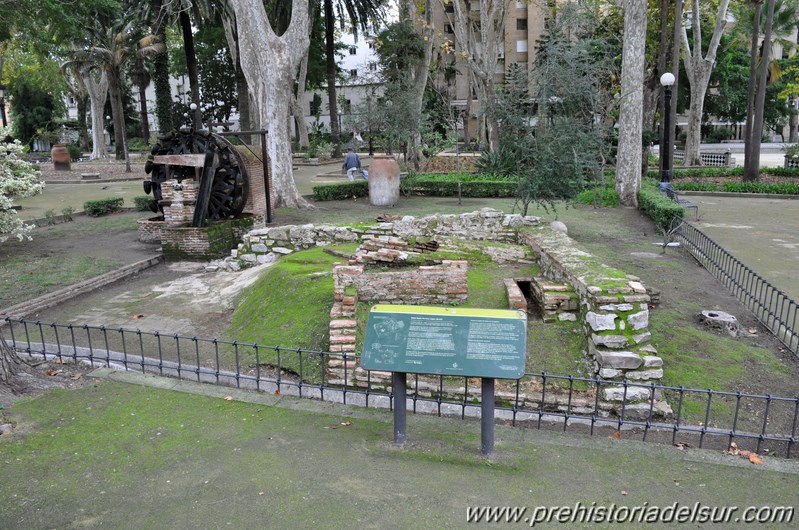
top-left (621, 491), bottom-right (628, 496)
top-left (132, 314), bottom-right (144, 319)
top-left (747, 328), bottom-right (758, 334)
top-left (738, 449), bottom-right (752, 458)
top-left (274, 390), bottom-right (281, 396)
top-left (749, 453), bottom-right (763, 465)
top-left (674, 442), bottom-right (690, 450)
top-left (224, 395), bottom-right (234, 401)
top-left (45, 369), bottom-right (63, 376)
top-left (54, 358), bottom-right (64, 364)
top-left (340, 421), bottom-right (353, 427)
top-left (258, 492), bottom-right (265, 496)
top-left (70, 374), bottom-right (83, 380)
top-left (610, 431), bottom-right (622, 439)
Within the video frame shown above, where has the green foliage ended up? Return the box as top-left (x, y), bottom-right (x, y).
top-left (722, 181), bottom-right (799, 194)
top-left (672, 182), bottom-right (719, 192)
top-left (66, 143), bottom-right (82, 160)
top-left (61, 206), bottom-right (74, 221)
top-left (83, 197), bottom-right (124, 217)
top-left (576, 188), bottom-right (620, 208)
top-left (637, 180), bottom-right (685, 232)
top-left (127, 138), bottom-right (150, 152)
top-left (401, 173), bottom-right (517, 198)
top-left (133, 196), bottom-right (152, 211)
top-left (646, 167), bottom-right (745, 179)
top-left (475, 145), bottom-right (519, 177)
top-left (43, 210), bottom-right (57, 226)
top-left (313, 181), bottom-right (369, 201)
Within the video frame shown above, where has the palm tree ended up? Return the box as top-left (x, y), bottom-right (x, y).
top-left (71, 11), bottom-right (164, 169)
top-left (322, 0), bottom-right (387, 158)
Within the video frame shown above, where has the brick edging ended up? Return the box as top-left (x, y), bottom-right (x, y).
top-left (0, 255), bottom-right (164, 319)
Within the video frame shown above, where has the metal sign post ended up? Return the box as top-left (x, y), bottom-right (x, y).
top-left (362, 305), bottom-right (526, 455)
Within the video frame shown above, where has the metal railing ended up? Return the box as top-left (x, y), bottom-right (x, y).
top-left (676, 223), bottom-right (799, 357)
top-left (4, 317), bottom-right (798, 459)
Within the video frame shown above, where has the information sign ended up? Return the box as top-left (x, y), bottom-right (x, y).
top-left (361, 305), bottom-right (527, 379)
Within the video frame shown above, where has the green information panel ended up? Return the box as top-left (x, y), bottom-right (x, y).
top-left (361, 305), bottom-right (527, 379)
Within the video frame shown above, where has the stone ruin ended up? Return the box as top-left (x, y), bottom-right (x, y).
top-left (228, 208), bottom-right (672, 419)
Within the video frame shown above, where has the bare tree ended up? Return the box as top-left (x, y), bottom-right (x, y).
top-left (615, 0), bottom-right (648, 207)
top-left (228, 0), bottom-right (311, 208)
top-left (744, 0), bottom-right (776, 181)
top-left (440, 0), bottom-right (509, 152)
top-left (61, 60), bottom-right (108, 160)
top-left (682, 0), bottom-right (732, 166)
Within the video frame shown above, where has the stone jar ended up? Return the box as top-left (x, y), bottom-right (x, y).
top-left (368, 155), bottom-right (400, 207)
top-left (51, 144), bottom-right (71, 171)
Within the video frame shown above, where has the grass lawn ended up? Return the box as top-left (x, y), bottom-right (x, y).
top-left (2, 375), bottom-right (797, 528)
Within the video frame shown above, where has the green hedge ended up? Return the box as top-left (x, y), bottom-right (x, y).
top-left (647, 166), bottom-right (799, 179)
top-left (672, 181), bottom-right (799, 194)
top-left (84, 197), bottom-right (124, 217)
top-left (722, 181), bottom-right (799, 194)
top-left (576, 187), bottom-right (620, 207)
top-left (133, 196), bottom-right (152, 211)
top-left (313, 181), bottom-right (369, 201)
top-left (312, 173), bottom-right (517, 201)
top-left (401, 174), bottom-right (516, 197)
top-left (638, 180), bottom-right (685, 232)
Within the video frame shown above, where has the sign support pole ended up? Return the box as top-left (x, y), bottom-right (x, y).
top-left (481, 378), bottom-right (495, 456)
top-left (393, 372), bottom-right (407, 445)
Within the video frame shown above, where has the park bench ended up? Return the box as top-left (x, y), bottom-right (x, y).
top-left (662, 186), bottom-right (698, 219)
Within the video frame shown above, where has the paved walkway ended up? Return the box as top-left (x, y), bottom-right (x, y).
top-left (687, 194), bottom-right (799, 302)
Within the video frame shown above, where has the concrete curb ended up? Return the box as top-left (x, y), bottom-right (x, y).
top-left (679, 191), bottom-right (799, 200)
top-left (0, 255), bottom-right (164, 319)
top-left (43, 176), bottom-right (144, 185)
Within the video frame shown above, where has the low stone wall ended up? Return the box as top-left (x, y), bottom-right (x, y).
top-left (334, 261), bottom-right (468, 306)
top-left (519, 228), bottom-right (664, 392)
top-left (235, 209), bottom-right (540, 263)
top-left (137, 217), bottom-right (163, 243)
top-left (160, 217), bottom-right (255, 261)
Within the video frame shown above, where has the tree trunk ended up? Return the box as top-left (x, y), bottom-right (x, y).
top-left (150, 0), bottom-right (173, 135)
top-left (743, 2), bottom-right (762, 181)
top-left (77, 96), bottom-right (90, 151)
top-left (324, 0), bottom-right (341, 157)
top-left (293, 47), bottom-right (311, 151)
top-left (670, 0), bottom-right (683, 170)
top-left (615, 0), bottom-right (647, 207)
top-left (230, 0), bottom-right (311, 208)
top-left (657, 0), bottom-right (670, 176)
top-left (790, 98), bottom-right (798, 143)
top-left (0, 332), bottom-right (21, 386)
top-left (684, 76), bottom-right (710, 166)
top-left (84, 70), bottom-right (108, 160)
top-left (180, 10), bottom-right (202, 129)
top-left (405, 2), bottom-right (434, 170)
top-left (138, 82), bottom-right (151, 141)
top-left (107, 69), bottom-right (126, 160)
top-left (682, 0), bottom-right (731, 166)
top-left (746, 0), bottom-right (775, 182)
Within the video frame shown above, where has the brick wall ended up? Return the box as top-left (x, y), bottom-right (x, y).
top-left (236, 145), bottom-right (272, 224)
top-left (137, 217), bottom-right (163, 243)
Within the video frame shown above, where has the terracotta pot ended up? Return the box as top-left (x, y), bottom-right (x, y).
top-left (51, 144), bottom-right (71, 171)
top-left (368, 155), bottom-right (400, 207)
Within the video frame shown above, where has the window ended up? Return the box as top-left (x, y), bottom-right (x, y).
top-left (444, 3), bottom-right (454, 12)
top-left (368, 42), bottom-right (375, 50)
top-left (444, 24), bottom-right (454, 34)
top-left (516, 40), bottom-right (528, 53)
top-left (350, 69), bottom-right (358, 78)
top-left (369, 63), bottom-right (377, 71)
top-left (349, 46), bottom-right (357, 55)
top-left (343, 99), bottom-right (352, 113)
top-left (516, 18), bottom-right (527, 31)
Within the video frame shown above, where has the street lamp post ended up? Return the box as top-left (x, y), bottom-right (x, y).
top-left (0, 83), bottom-right (7, 128)
top-left (660, 72), bottom-right (676, 191)
top-left (190, 102), bottom-right (200, 130)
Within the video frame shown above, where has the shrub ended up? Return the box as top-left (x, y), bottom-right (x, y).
top-left (67, 143), bottom-right (83, 161)
top-left (44, 210), bottom-right (57, 225)
top-left (133, 195), bottom-right (152, 211)
top-left (722, 181), bottom-right (799, 194)
top-left (127, 138), bottom-right (150, 152)
top-left (84, 197), bottom-right (124, 217)
top-left (576, 187), bottom-right (619, 207)
top-left (401, 173), bottom-right (517, 197)
top-left (638, 180), bottom-right (685, 232)
top-left (672, 182), bottom-right (719, 192)
top-left (313, 181), bottom-right (369, 201)
top-left (61, 206), bottom-right (74, 221)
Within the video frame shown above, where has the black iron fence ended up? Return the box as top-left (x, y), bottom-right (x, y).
top-left (676, 223), bottom-right (798, 357)
top-left (4, 317), bottom-right (798, 459)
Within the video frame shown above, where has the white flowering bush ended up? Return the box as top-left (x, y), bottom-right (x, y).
top-left (0, 127), bottom-right (45, 242)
